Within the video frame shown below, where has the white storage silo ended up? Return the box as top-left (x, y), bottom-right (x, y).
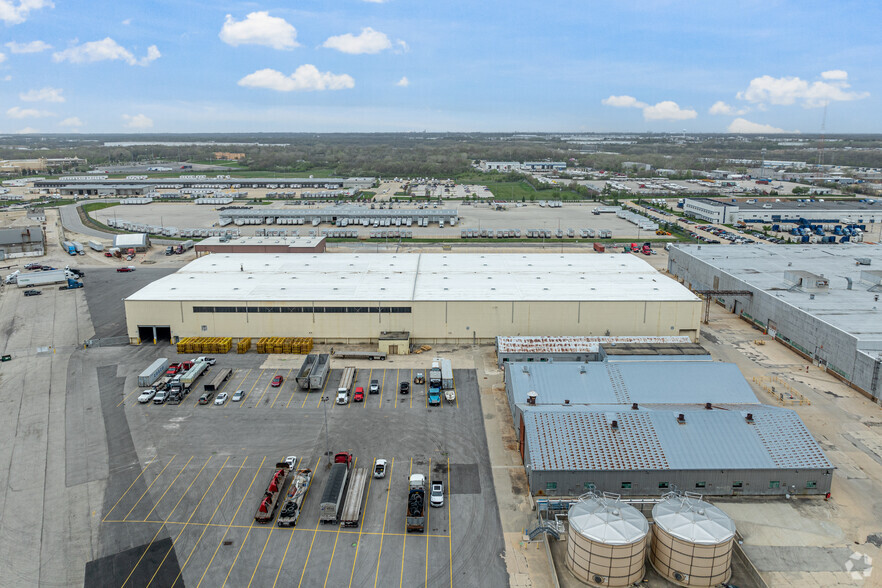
top-left (565, 492), bottom-right (649, 587)
top-left (650, 492), bottom-right (736, 587)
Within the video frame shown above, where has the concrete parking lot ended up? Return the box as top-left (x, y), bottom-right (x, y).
top-left (89, 354), bottom-right (506, 587)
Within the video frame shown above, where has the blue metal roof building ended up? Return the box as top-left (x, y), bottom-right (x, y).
top-left (522, 405), bottom-right (833, 497)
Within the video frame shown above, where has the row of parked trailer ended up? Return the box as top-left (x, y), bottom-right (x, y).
top-left (369, 229), bottom-right (413, 239)
top-left (104, 218), bottom-right (239, 239)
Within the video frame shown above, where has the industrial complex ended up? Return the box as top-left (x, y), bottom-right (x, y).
top-left (123, 252), bottom-right (702, 344)
top-left (669, 244), bottom-right (882, 402)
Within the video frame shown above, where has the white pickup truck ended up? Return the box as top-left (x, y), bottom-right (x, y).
top-left (191, 356), bottom-right (216, 365)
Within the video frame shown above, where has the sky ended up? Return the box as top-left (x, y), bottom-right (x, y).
top-left (0, 0), bottom-right (879, 134)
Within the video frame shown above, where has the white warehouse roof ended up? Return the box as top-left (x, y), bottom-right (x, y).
top-left (126, 253), bottom-right (699, 303)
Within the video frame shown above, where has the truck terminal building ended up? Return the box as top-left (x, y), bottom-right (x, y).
top-left (124, 253), bottom-right (701, 344)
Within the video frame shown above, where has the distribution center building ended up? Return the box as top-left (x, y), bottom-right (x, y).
top-left (668, 244), bottom-right (882, 402)
top-left (124, 252), bottom-right (701, 344)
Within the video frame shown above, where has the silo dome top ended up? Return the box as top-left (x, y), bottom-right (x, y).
top-left (652, 493), bottom-right (736, 544)
top-left (568, 493), bottom-right (649, 545)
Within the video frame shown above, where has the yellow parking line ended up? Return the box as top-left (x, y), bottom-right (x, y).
top-left (270, 368), bottom-right (293, 408)
top-left (240, 369), bottom-right (265, 407)
top-left (145, 456), bottom-right (220, 587)
top-left (255, 372), bottom-right (278, 406)
top-left (120, 455), bottom-right (201, 587)
top-left (118, 386), bottom-right (142, 407)
top-left (102, 457), bottom-right (157, 521)
top-left (447, 457), bottom-right (453, 588)
top-left (399, 457), bottom-right (413, 588)
top-left (297, 519), bottom-right (321, 587)
top-left (122, 455), bottom-right (177, 521)
top-left (143, 455), bottom-right (195, 521)
top-left (225, 368), bottom-right (252, 407)
top-left (172, 456), bottom-right (249, 588)
top-left (366, 367), bottom-right (373, 408)
top-left (348, 457), bottom-right (375, 588)
top-left (409, 369), bottom-right (414, 408)
top-left (394, 369), bottom-right (400, 408)
top-left (425, 457), bottom-right (431, 587)
top-left (248, 457), bottom-right (300, 587)
top-left (274, 457), bottom-right (321, 588)
top-left (379, 368), bottom-right (386, 407)
top-left (315, 366), bottom-right (334, 408)
top-left (197, 456), bottom-right (268, 588)
top-left (324, 456), bottom-right (356, 588)
top-left (373, 458), bottom-right (394, 588)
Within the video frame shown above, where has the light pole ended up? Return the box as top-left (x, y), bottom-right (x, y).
top-left (321, 396), bottom-right (331, 465)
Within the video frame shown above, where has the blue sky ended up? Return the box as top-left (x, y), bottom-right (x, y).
top-left (0, 0), bottom-right (879, 133)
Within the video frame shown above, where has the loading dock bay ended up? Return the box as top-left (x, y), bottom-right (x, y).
top-left (90, 358), bottom-right (505, 586)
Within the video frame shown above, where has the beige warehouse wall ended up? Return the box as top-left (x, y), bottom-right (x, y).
top-left (125, 299), bottom-right (701, 343)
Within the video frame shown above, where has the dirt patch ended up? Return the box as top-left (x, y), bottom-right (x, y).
top-left (509, 468), bottom-right (528, 496)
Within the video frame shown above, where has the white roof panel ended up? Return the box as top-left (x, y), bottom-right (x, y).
top-left (126, 253), bottom-right (699, 303)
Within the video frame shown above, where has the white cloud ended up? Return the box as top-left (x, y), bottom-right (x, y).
top-left (58, 116), bottom-right (82, 128)
top-left (5, 40), bottom-right (51, 53)
top-left (220, 12), bottom-right (298, 50)
top-left (643, 101), bottom-right (697, 120)
top-left (602, 95), bottom-right (647, 109)
top-left (2, 75), bottom-right (10, 81)
top-left (14, 126), bottom-right (38, 134)
top-left (0, 0), bottom-right (53, 25)
top-left (238, 65), bottom-right (355, 92)
top-left (602, 95), bottom-right (696, 120)
top-left (323, 27), bottom-right (394, 54)
top-left (727, 118), bottom-right (794, 134)
top-left (7, 106), bottom-right (53, 118)
top-left (122, 113), bottom-right (153, 128)
top-left (20, 86), bottom-right (64, 103)
top-left (709, 100), bottom-right (749, 116)
top-left (736, 71), bottom-right (868, 108)
top-left (52, 38), bottom-right (160, 66)
top-left (396, 76), bottom-right (409, 87)
top-left (121, 18), bottom-right (131, 25)
top-left (0, 52), bottom-right (5, 64)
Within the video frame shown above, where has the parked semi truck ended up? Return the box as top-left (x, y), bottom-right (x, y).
top-left (277, 468), bottom-right (313, 527)
top-left (63, 241), bottom-right (77, 256)
top-left (255, 461), bottom-right (291, 523)
top-left (73, 242), bottom-right (85, 255)
top-left (339, 467), bottom-right (368, 527)
top-left (17, 269), bottom-right (77, 288)
top-left (336, 366), bottom-right (357, 404)
top-left (138, 358), bottom-right (169, 387)
top-left (439, 357), bottom-right (455, 402)
top-left (406, 473), bottom-right (427, 532)
top-left (59, 278), bottom-right (83, 290)
top-left (175, 240), bottom-right (194, 254)
top-left (429, 361), bottom-right (442, 403)
top-left (319, 451), bottom-right (353, 524)
top-left (296, 353), bottom-right (331, 390)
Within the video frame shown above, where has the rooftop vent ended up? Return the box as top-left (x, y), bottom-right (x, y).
top-left (705, 402), bottom-right (712, 410)
top-left (631, 403), bottom-right (639, 410)
top-left (677, 413), bottom-right (686, 424)
top-left (526, 391), bottom-right (537, 405)
top-left (745, 413), bottom-right (754, 423)
top-left (611, 420), bottom-right (619, 430)
top-left (564, 399), bottom-right (570, 405)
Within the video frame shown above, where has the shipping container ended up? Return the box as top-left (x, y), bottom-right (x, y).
top-left (139, 358), bottom-right (170, 387)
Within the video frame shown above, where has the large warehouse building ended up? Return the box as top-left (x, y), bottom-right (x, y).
top-left (124, 253), bottom-right (701, 344)
top-left (505, 361), bottom-right (833, 496)
top-left (668, 244), bottom-right (882, 402)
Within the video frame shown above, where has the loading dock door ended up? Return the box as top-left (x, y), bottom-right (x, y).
top-left (137, 325), bottom-right (171, 344)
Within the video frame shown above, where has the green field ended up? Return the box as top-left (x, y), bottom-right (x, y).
top-left (82, 201), bottom-right (119, 213)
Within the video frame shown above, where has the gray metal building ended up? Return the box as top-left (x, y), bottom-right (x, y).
top-left (0, 226), bottom-right (43, 259)
top-left (495, 335), bottom-right (698, 367)
top-left (34, 176), bottom-right (375, 191)
top-left (218, 204), bottom-right (458, 226)
top-left (668, 244), bottom-right (882, 401)
top-left (505, 361), bottom-right (757, 433)
top-left (522, 405), bottom-right (833, 497)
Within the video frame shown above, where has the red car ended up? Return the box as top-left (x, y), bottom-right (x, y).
top-left (271, 375), bottom-right (284, 387)
top-left (166, 363), bottom-right (180, 375)
top-left (117, 266), bottom-right (136, 272)
top-left (353, 386), bottom-right (365, 402)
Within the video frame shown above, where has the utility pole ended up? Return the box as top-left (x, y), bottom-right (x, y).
top-left (322, 396), bottom-right (331, 465)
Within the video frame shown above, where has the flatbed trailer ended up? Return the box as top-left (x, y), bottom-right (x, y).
top-left (255, 462), bottom-right (291, 523)
top-left (332, 350), bottom-right (387, 361)
top-left (339, 467), bottom-right (368, 527)
top-left (277, 468), bottom-right (313, 527)
top-left (203, 367), bottom-right (231, 392)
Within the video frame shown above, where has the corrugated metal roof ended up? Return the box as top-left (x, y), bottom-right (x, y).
top-left (0, 226), bottom-right (42, 245)
top-left (508, 361), bottom-right (758, 406)
top-left (524, 405), bottom-right (833, 472)
top-left (497, 335), bottom-right (692, 354)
